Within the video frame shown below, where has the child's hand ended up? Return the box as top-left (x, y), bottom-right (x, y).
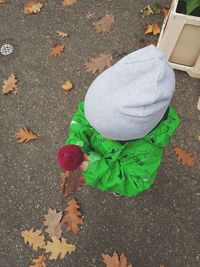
top-left (80, 154), bottom-right (89, 171)
top-left (80, 160), bottom-right (89, 171)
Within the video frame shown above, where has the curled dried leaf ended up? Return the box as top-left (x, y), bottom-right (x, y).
top-left (24, 0), bottom-right (43, 15)
top-left (86, 10), bottom-right (95, 19)
top-left (56, 30), bottom-right (69, 38)
top-left (145, 23), bottom-right (160, 36)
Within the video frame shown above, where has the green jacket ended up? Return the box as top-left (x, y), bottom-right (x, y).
top-left (66, 102), bottom-right (180, 197)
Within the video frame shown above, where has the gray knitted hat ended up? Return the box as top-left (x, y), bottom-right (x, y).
top-left (84, 45), bottom-right (175, 141)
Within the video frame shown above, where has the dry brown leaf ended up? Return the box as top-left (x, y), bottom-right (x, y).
top-left (60, 168), bottom-right (86, 197)
top-left (56, 30), bottom-right (69, 38)
top-left (0, 0), bottom-right (6, 4)
top-left (24, 0), bottom-right (43, 15)
top-left (29, 255), bottom-right (46, 267)
top-left (102, 252), bottom-right (132, 267)
top-left (43, 208), bottom-right (63, 239)
top-left (197, 135), bottom-right (200, 142)
top-left (62, 80), bottom-right (73, 91)
top-left (84, 53), bottom-right (113, 74)
top-left (21, 229), bottom-right (45, 251)
top-left (174, 147), bottom-right (195, 167)
top-left (93, 14), bottom-right (114, 33)
top-left (16, 127), bottom-right (38, 143)
top-left (2, 74), bottom-right (18, 95)
top-left (62, 0), bottom-right (76, 7)
top-left (62, 197), bottom-right (84, 234)
top-left (50, 43), bottom-right (65, 56)
top-left (162, 7), bottom-right (169, 17)
top-left (44, 236), bottom-right (76, 260)
top-left (145, 23), bottom-right (160, 36)
top-left (86, 10), bottom-right (95, 19)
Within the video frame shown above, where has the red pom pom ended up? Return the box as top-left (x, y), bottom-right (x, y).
top-left (58, 145), bottom-right (84, 171)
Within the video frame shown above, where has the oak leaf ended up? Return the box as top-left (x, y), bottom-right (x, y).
top-left (62, 80), bottom-right (73, 91)
top-left (2, 74), bottom-right (18, 95)
top-left (56, 30), bottom-right (69, 38)
top-left (145, 23), bottom-right (160, 35)
top-left (62, 197), bottom-right (84, 234)
top-left (84, 53), bottom-right (113, 74)
top-left (29, 255), bottom-right (46, 267)
top-left (16, 127), bottom-right (38, 143)
top-left (24, 0), bottom-right (43, 15)
top-left (60, 168), bottom-right (86, 197)
top-left (87, 11), bottom-right (95, 19)
top-left (102, 252), bottom-right (132, 267)
top-left (62, 0), bottom-right (76, 7)
top-left (44, 236), bottom-right (76, 260)
top-left (93, 14), bottom-right (114, 33)
top-left (162, 7), bottom-right (169, 17)
top-left (174, 147), bottom-right (195, 167)
top-left (50, 43), bottom-right (65, 56)
top-left (21, 229), bottom-right (45, 251)
top-left (43, 208), bottom-right (63, 239)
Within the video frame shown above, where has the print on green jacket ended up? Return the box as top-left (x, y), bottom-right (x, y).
top-left (65, 101), bottom-right (180, 197)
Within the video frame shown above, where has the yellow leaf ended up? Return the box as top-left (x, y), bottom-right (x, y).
top-left (24, 0), bottom-right (43, 15)
top-left (145, 23), bottom-right (160, 36)
top-left (29, 255), bottom-right (47, 267)
top-left (21, 229), bottom-right (45, 251)
top-left (140, 5), bottom-right (153, 17)
top-left (44, 236), bottom-right (76, 260)
top-left (2, 74), bottom-right (18, 95)
top-left (56, 30), bottom-right (69, 38)
top-left (62, 80), bottom-right (73, 91)
top-left (15, 127), bottom-right (38, 143)
top-left (62, 0), bottom-right (76, 7)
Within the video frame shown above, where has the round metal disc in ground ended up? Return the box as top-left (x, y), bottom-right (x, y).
top-left (0, 44), bottom-right (13, 56)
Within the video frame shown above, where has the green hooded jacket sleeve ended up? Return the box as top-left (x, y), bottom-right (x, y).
top-left (66, 101), bottom-right (180, 197)
top-left (65, 102), bottom-right (93, 153)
